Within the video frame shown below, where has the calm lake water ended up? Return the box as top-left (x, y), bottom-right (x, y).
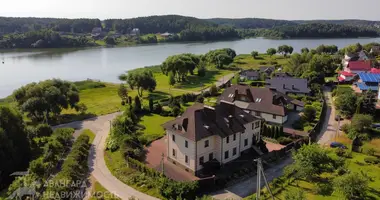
top-left (1, 37), bottom-right (380, 98)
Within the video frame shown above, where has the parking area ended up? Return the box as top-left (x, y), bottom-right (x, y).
top-left (144, 136), bottom-right (199, 182)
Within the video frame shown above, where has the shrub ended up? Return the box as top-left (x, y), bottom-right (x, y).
top-left (277, 137), bottom-right (293, 145)
top-left (270, 61), bottom-right (278, 65)
top-left (341, 124), bottom-right (351, 134)
top-left (364, 156), bottom-right (380, 164)
top-left (364, 147), bottom-right (376, 156)
top-left (335, 148), bottom-right (345, 157)
top-left (284, 188), bottom-right (306, 200)
top-left (153, 103), bottom-right (163, 114)
top-left (336, 166), bottom-right (348, 175)
top-left (259, 61), bottom-right (267, 65)
top-left (315, 182), bottom-right (333, 196)
top-left (292, 119), bottom-right (305, 130)
top-left (210, 84), bottom-right (218, 96)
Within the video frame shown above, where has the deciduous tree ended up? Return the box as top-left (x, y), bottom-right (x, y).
top-left (266, 48), bottom-right (277, 57)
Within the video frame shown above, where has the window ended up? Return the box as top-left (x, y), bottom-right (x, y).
top-left (172, 149), bottom-right (176, 157)
top-left (233, 134), bottom-right (236, 141)
top-left (204, 140), bottom-right (209, 148)
top-left (255, 121), bottom-right (260, 129)
top-left (209, 153), bottom-right (213, 161)
top-left (226, 136), bottom-right (230, 144)
top-left (244, 139), bottom-right (248, 146)
top-left (252, 123), bottom-right (254, 130)
top-left (172, 134), bottom-right (175, 142)
top-left (224, 151), bottom-right (229, 159)
top-left (255, 111), bottom-right (261, 117)
top-left (185, 155), bottom-right (189, 164)
top-left (273, 115), bottom-right (276, 119)
top-left (185, 140), bottom-right (188, 148)
top-left (199, 156), bottom-right (204, 164)
top-left (233, 147), bottom-right (237, 156)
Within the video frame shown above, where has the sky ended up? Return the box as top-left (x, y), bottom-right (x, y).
top-left (2, 0), bottom-right (380, 20)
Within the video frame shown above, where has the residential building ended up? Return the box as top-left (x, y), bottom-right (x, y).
top-left (240, 70), bottom-right (259, 81)
top-left (370, 46), bottom-right (380, 55)
top-left (338, 60), bottom-right (373, 82)
top-left (160, 32), bottom-right (173, 38)
top-left (259, 66), bottom-right (275, 76)
top-left (218, 85), bottom-right (305, 124)
top-left (274, 72), bottom-right (293, 78)
top-left (353, 72), bottom-right (380, 94)
top-left (342, 51), bottom-right (369, 68)
top-left (265, 77), bottom-right (310, 95)
top-left (130, 28), bottom-right (140, 36)
top-left (162, 102), bottom-right (262, 175)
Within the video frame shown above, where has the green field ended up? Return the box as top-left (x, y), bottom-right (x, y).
top-left (89, 181), bottom-right (121, 200)
top-left (139, 114), bottom-right (174, 143)
top-left (233, 54), bottom-right (289, 70)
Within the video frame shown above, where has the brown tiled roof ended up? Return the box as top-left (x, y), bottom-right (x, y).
top-left (162, 102), bottom-right (257, 142)
top-left (265, 77), bottom-right (310, 94)
top-left (217, 85), bottom-right (304, 116)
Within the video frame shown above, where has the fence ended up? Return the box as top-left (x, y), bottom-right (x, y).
top-left (308, 96), bottom-right (327, 142)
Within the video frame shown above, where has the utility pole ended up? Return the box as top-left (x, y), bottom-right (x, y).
top-left (255, 158), bottom-right (274, 200)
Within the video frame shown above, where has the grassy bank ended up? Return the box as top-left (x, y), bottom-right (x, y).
top-left (139, 114), bottom-right (174, 143)
top-left (104, 150), bottom-right (164, 199)
top-left (233, 54), bottom-right (289, 70)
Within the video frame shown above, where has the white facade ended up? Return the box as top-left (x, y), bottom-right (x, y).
top-left (250, 110), bottom-right (287, 124)
top-left (166, 120), bottom-right (261, 173)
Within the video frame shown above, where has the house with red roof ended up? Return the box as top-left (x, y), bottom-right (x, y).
top-left (338, 60), bottom-right (372, 82)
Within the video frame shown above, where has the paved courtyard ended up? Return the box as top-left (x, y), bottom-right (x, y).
top-left (265, 141), bottom-right (286, 152)
top-left (145, 136), bottom-right (199, 181)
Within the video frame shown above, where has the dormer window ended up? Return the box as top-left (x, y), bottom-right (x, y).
top-left (178, 125), bottom-right (182, 131)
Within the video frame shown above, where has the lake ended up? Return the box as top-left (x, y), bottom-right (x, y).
top-left (1, 37), bottom-right (380, 98)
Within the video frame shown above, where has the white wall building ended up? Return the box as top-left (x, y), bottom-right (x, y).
top-left (162, 102), bottom-right (261, 174)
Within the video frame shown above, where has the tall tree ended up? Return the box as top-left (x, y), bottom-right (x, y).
top-left (251, 51), bottom-right (259, 59)
top-left (13, 79), bottom-right (80, 122)
top-left (121, 70), bottom-right (157, 97)
top-left (118, 84), bottom-right (128, 103)
top-left (0, 106), bottom-right (31, 185)
top-left (333, 172), bottom-right (369, 200)
top-left (266, 48), bottom-right (277, 57)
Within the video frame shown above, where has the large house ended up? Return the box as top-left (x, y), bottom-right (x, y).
top-left (338, 60), bottom-right (372, 82)
top-left (240, 70), bottom-right (259, 81)
top-left (162, 102), bottom-right (262, 175)
top-left (218, 85), bottom-right (304, 124)
top-left (353, 72), bottom-right (380, 94)
top-left (259, 66), bottom-right (275, 76)
top-left (265, 77), bottom-right (310, 95)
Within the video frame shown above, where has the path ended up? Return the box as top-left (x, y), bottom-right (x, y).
top-left (211, 157), bottom-right (293, 200)
top-left (55, 112), bottom-right (159, 200)
top-left (317, 87), bottom-right (348, 146)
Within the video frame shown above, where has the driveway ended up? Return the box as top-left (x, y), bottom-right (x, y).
top-left (55, 112), bottom-right (159, 200)
top-left (211, 157), bottom-right (293, 200)
top-left (317, 87), bottom-right (349, 146)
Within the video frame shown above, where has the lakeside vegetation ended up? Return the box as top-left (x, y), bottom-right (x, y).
top-left (2, 15), bottom-right (380, 48)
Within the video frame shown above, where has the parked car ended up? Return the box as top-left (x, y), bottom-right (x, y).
top-left (330, 142), bottom-right (347, 149)
top-left (371, 123), bottom-right (380, 129)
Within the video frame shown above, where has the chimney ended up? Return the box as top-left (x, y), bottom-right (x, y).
top-left (246, 88), bottom-right (254, 102)
top-left (292, 85), bottom-right (295, 89)
top-left (228, 115), bottom-right (234, 128)
top-left (182, 118), bottom-right (188, 131)
top-left (234, 89), bottom-right (239, 100)
top-left (283, 84), bottom-right (286, 89)
top-left (269, 87), bottom-right (277, 92)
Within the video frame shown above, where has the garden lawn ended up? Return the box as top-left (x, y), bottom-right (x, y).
top-left (82, 129), bottom-right (96, 144)
top-left (139, 114), bottom-right (174, 143)
top-left (104, 150), bottom-right (164, 199)
top-left (89, 181), bottom-right (120, 200)
top-left (246, 152), bottom-right (380, 200)
top-left (233, 54), bottom-right (289, 70)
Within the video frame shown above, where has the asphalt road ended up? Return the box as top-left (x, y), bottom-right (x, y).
top-left (55, 112), bottom-right (159, 200)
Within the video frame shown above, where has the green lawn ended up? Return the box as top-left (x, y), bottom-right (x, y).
top-left (139, 114), bottom-right (174, 143)
top-left (104, 150), bottom-right (164, 199)
top-left (89, 181), bottom-right (121, 200)
top-left (233, 54), bottom-right (290, 70)
top-left (246, 152), bottom-right (380, 200)
top-left (325, 77), bottom-right (337, 82)
top-left (82, 129), bottom-right (96, 144)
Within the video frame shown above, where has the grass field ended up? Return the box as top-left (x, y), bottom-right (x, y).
top-left (139, 114), bottom-right (174, 143)
top-left (82, 129), bottom-right (96, 144)
top-left (233, 54), bottom-right (290, 70)
top-left (104, 150), bottom-right (163, 199)
top-left (89, 181), bottom-right (121, 200)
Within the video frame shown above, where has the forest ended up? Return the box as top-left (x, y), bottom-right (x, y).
top-left (1, 15), bottom-right (380, 48)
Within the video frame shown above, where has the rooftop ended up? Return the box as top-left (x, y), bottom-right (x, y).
top-left (162, 102), bottom-right (257, 142)
top-left (347, 61), bottom-right (372, 71)
top-left (218, 85), bottom-right (305, 116)
top-left (265, 77), bottom-right (310, 94)
top-left (358, 72), bottom-right (380, 83)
